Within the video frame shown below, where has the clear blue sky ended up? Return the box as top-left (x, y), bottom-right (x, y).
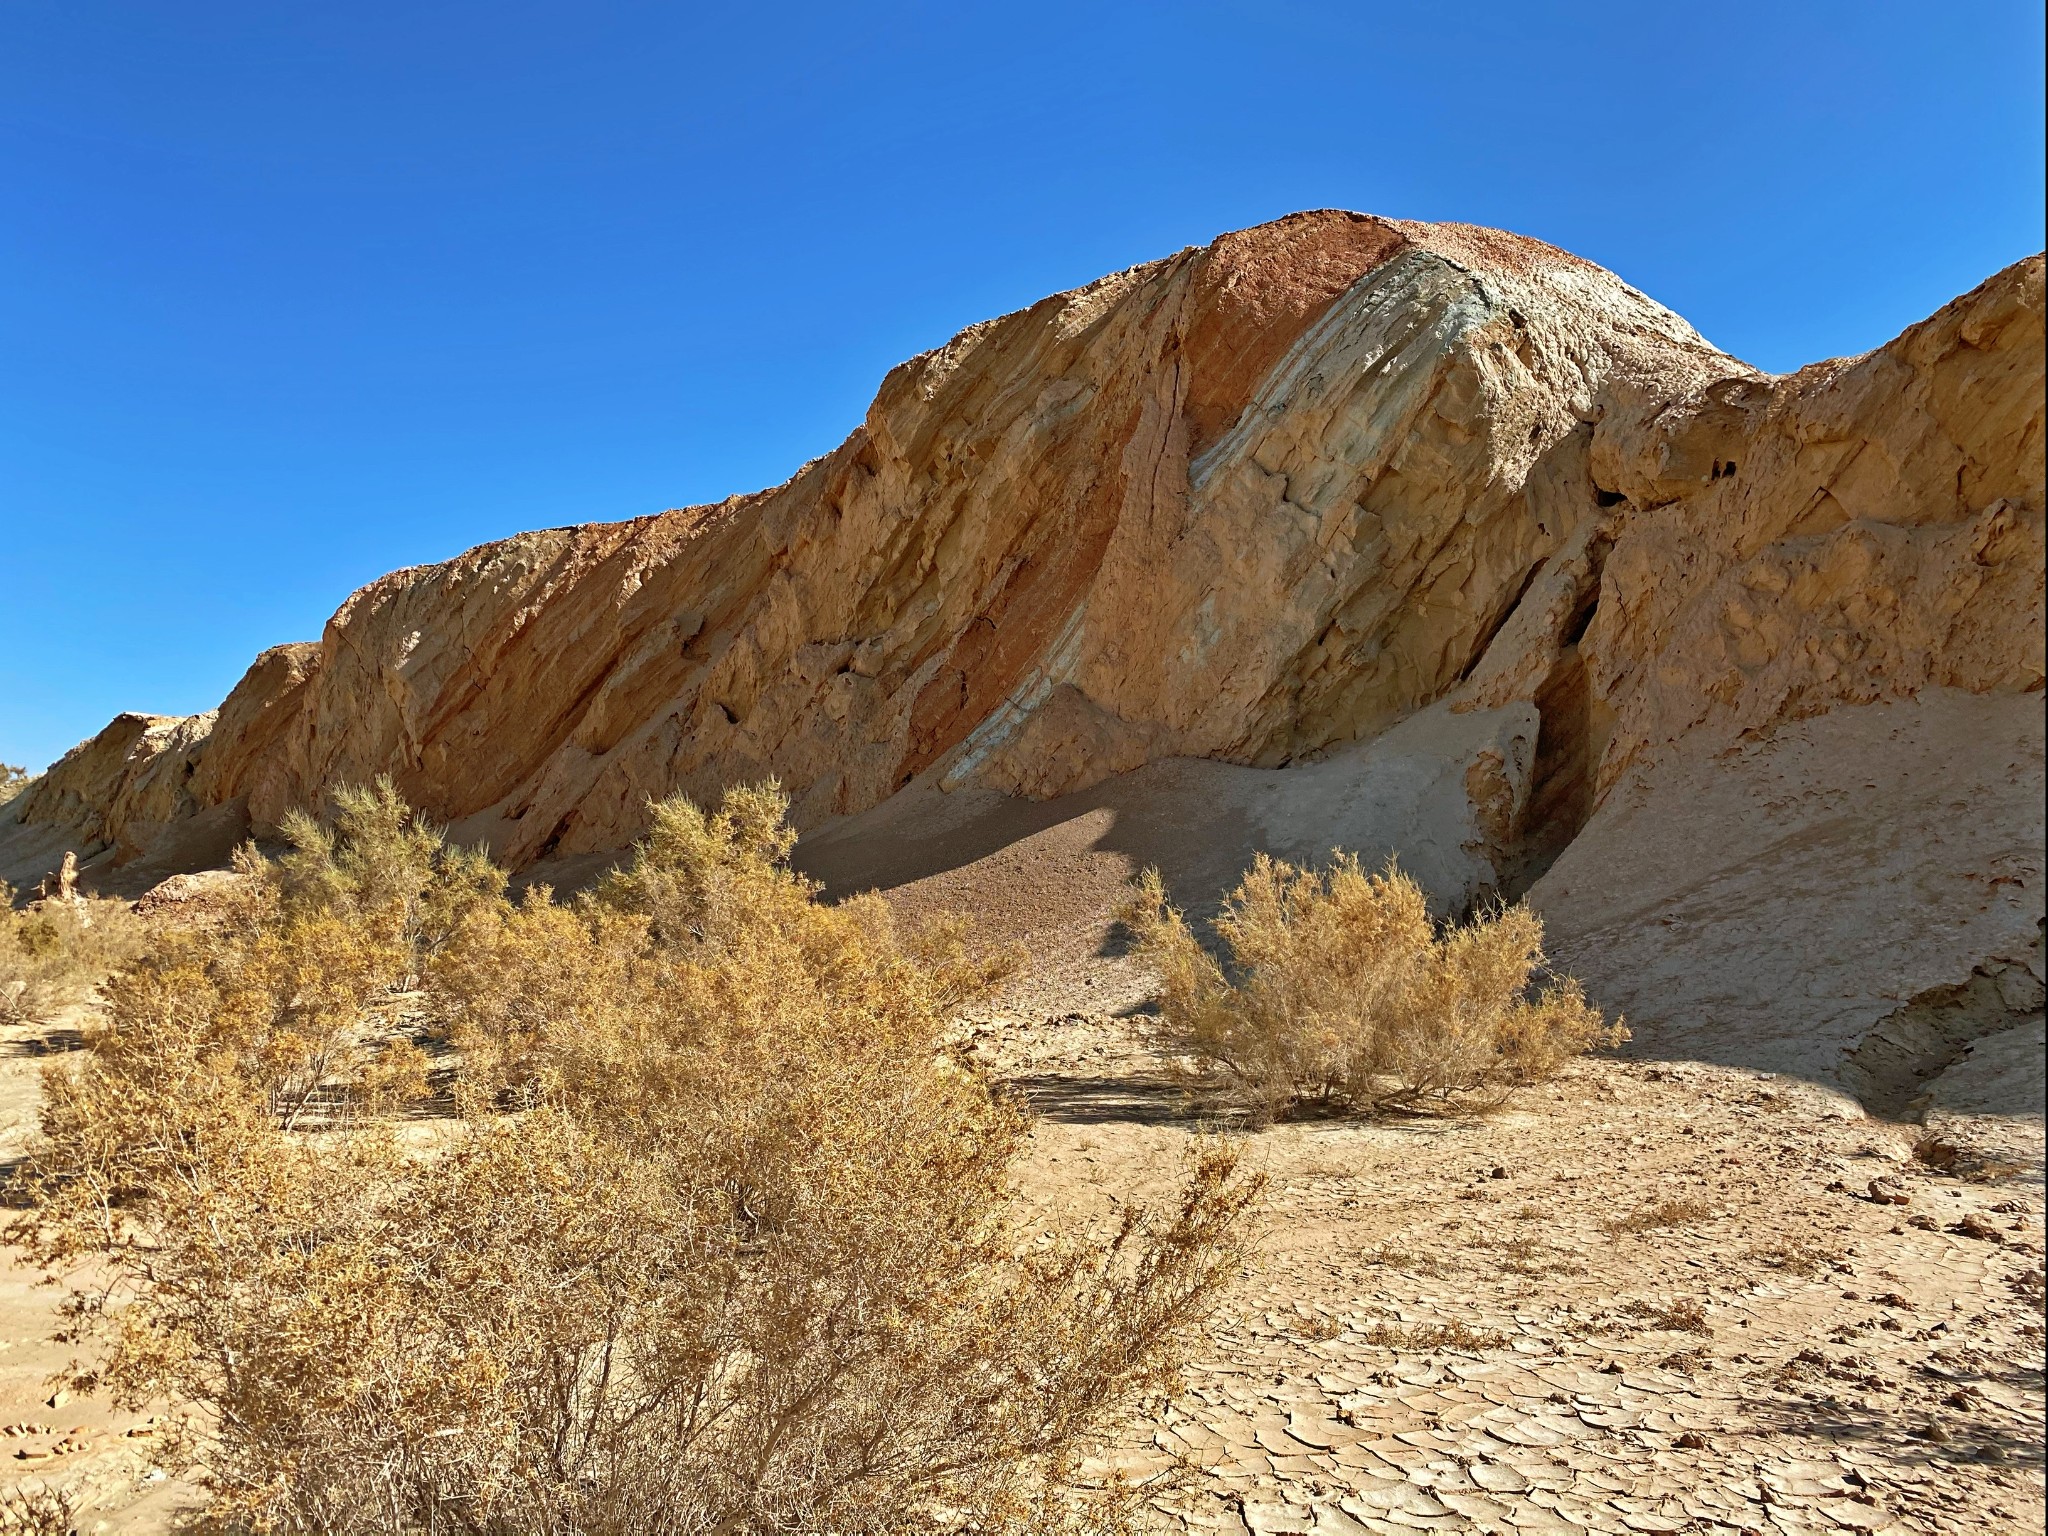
top-left (4, 1), bottom-right (2042, 773)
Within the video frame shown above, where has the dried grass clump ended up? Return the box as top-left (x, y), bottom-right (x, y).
top-left (1621, 1297), bottom-right (1712, 1334)
top-left (1487, 1235), bottom-right (1580, 1277)
top-left (0, 883), bottom-right (148, 1027)
top-left (1123, 854), bottom-right (1624, 1119)
top-left (15, 780), bottom-right (1258, 1535)
top-left (1602, 1196), bottom-right (1717, 1236)
top-left (1362, 1319), bottom-right (1509, 1353)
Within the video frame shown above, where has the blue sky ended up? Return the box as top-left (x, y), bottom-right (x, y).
top-left (3, 1), bottom-right (2042, 773)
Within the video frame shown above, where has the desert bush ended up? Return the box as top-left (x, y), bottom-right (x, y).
top-left (271, 776), bottom-right (507, 978)
top-left (1601, 1196), bottom-right (1716, 1236)
top-left (32, 779), bottom-right (494, 1130)
top-left (1743, 1240), bottom-right (1839, 1279)
top-left (1122, 853), bottom-right (1624, 1118)
top-left (0, 1483), bottom-right (72, 1536)
top-left (0, 763), bottom-right (29, 806)
top-left (1486, 1234), bottom-right (1579, 1277)
top-left (0, 882), bottom-right (148, 1026)
top-left (16, 781), bottom-right (1258, 1535)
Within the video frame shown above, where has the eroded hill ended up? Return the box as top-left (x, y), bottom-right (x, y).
top-left (5, 211), bottom-right (2044, 1102)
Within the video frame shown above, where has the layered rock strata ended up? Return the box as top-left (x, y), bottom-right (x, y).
top-left (6, 215), bottom-right (2043, 1094)
top-left (11, 211), bottom-right (1751, 876)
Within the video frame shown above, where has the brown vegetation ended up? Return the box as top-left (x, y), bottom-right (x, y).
top-left (1621, 1298), bottom-right (1713, 1335)
top-left (0, 885), bottom-right (146, 1028)
top-left (1361, 1320), bottom-right (1510, 1352)
top-left (0, 1485), bottom-right (71, 1536)
top-left (11, 781), bottom-right (1260, 1535)
top-left (1602, 1197), bottom-right (1719, 1236)
top-left (1742, 1241), bottom-right (1842, 1279)
top-left (1122, 854), bottom-right (1624, 1119)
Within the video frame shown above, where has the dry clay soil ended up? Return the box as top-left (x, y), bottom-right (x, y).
top-left (0, 865), bottom-right (2042, 1535)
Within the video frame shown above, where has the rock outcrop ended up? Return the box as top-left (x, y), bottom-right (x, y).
top-left (4, 212), bottom-right (2042, 1095)
top-left (6, 213), bottom-right (1745, 873)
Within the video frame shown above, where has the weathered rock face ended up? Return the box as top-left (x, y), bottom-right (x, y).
top-left (1459, 254), bottom-right (2045, 889)
top-left (5, 215), bottom-right (2042, 974)
top-left (1527, 689), bottom-right (2044, 1086)
top-left (1589, 257), bottom-right (2041, 781)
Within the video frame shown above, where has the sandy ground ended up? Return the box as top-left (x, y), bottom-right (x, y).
top-left (0, 852), bottom-right (2040, 1533)
top-left (0, 1007), bottom-right (188, 1532)
top-left (993, 1013), bottom-right (2046, 1535)
top-left (862, 806), bottom-right (2048, 1536)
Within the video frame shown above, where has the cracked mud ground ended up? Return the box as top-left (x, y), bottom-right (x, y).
top-left (981, 1004), bottom-right (2046, 1536)
top-left (1, 993), bottom-right (2042, 1533)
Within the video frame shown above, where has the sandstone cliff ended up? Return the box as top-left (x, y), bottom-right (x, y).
top-left (7, 212), bottom-right (1741, 872)
top-left (4, 212), bottom-right (2042, 1096)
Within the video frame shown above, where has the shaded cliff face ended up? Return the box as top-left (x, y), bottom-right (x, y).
top-left (5, 215), bottom-right (2042, 917)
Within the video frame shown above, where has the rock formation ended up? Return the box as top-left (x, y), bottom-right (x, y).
top-left (4, 210), bottom-right (2041, 1096)
top-left (4, 214), bottom-right (1739, 868)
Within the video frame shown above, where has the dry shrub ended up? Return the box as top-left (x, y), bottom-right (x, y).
top-left (0, 1484), bottom-right (71, 1536)
top-left (1359, 1244), bottom-right (1458, 1279)
top-left (1602, 1196), bottom-right (1716, 1236)
top-left (0, 764), bottom-right (29, 806)
top-left (32, 781), bottom-right (493, 1137)
top-left (0, 883), bottom-right (147, 1027)
top-left (1361, 1320), bottom-right (1509, 1352)
top-left (1622, 1297), bottom-right (1712, 1334)
top-left (15, 780), bottom-right (1258, 1535)
top-left (1123, 854), bottom-right (1624, 1118)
